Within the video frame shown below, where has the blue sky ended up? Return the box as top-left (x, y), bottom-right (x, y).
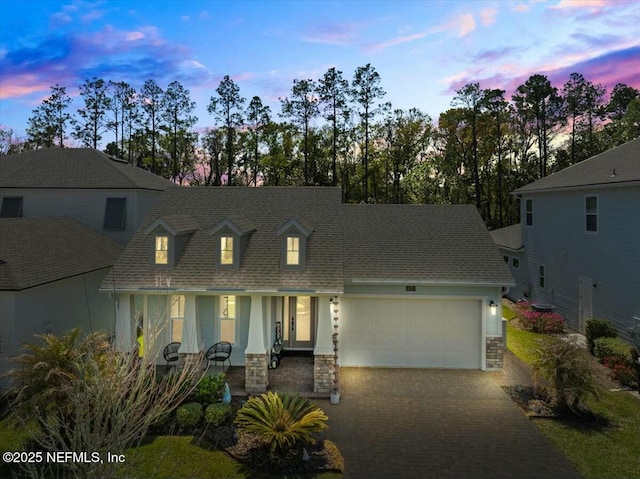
top-left (1, 0), bottom-right (639, 143)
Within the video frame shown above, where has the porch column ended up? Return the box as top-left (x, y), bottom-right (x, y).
top-left (314, 295), bottom-right (336, 395)
top-left (245, 295), bottom-right (268, 393)
top-left (115, 294), bottom-right (133, 352)
top-left (179, 295), bottom-right (201, 353)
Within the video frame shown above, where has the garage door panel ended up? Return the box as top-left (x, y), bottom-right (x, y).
top-left (340, 297), bottom-right (482, 369)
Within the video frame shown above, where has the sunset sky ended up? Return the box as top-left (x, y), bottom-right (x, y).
top-left (1, 0), bottom-right (638, 145)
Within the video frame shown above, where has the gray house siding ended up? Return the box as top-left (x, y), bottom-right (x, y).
top-left (495, 249), bottom-right (528, 301)
top-left (0, 188), bottom-right (162, 245)
top-left (521, 186), bottom-right (640, 337)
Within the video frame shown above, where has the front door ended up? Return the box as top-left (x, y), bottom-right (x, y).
top-left (578, 276), bottom-right (593, 334)
top-left (287, 296), bottom-right (315, 349)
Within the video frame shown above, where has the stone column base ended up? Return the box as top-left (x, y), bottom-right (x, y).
top-left (486, 337), bottom-right (504, 369)
top-left (245, 353), bottom-right (268, 393)
top-left (314, 354), bottom-right (336, 394)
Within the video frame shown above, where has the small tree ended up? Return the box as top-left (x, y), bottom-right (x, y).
top-left (9, 328), bottom-right (204, 479)
top-left (533, 337), bottom-right (598, 415)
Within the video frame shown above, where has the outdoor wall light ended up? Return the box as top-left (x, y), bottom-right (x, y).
top-left (489, 300), bottom-right (497, 315)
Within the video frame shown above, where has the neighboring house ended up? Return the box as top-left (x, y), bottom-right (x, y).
top-left (0, 148), bottom-right (174, 245)
top-left (512, 138), bottom-right (640, 337)
top-left (490, 223), bottom-right (529, 301)
top-left (0, 217), bottom-right (123, 388)
top-left (102, 187), bottom-right (514, 394)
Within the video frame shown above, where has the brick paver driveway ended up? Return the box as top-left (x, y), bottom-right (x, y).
top-left (318, 368), bottom-right (582, 479)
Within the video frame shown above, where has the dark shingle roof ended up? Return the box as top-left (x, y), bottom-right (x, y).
top-left (0, 217), bottom-right (123, 290)
top-left (0, 148), bottom-right (174, 190)
top-left (513, 138), bottom-right (640, 194)
top-left (490, 224), bottom-right (523, 251)
top-left (103, 187), bottom-right (344, 292)
top-left (343, 204), bottom-right (514, 285)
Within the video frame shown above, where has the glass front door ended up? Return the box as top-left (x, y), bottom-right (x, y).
top-left (286, 296), bottom-right (315, 349)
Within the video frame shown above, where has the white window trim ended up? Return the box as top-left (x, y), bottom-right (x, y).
top-left (155, 235), bottom-right (169, 265)
top-left (525, 198), bottom-right (534, 227)
top-left (170, 295), bottom-right (185, 343)
top-left (286, 236), bottom-right (300, 266)
top-left (585, 194), bottom-right (598, 234)
top-left (220, 236), bottom-right (234, 265)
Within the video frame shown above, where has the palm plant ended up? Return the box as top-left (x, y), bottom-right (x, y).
top-left (234, 391), bottom-right (328, 452)
top-left (533, 336), bottom-right (599, 415)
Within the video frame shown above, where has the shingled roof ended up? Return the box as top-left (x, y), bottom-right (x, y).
top-left (0, 217), bottom-right (123, 291)
top-left (103, 187), bottom-right (344, 292)
top-left (489, 223), bottom-right (523, 252)
top-left (513, 138), bottom-right (640, 194)
top-left (0, 148), bottom-right (174, 190)
top-left (343, 204), bottom-right (514, 285)
top-left (103, 188), bottom-right (514, 292)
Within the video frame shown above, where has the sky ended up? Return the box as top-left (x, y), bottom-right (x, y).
top-left (0, 0), bottom-right (639, 146)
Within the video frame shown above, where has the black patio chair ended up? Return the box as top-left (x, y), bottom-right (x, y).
top-left (163, 342), bottom-right (181, 367)
top-left (205, 341), bottom-right (232, 372)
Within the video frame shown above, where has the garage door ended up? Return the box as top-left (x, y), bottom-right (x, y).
top-left (339, 297), bottom-right (482, 368)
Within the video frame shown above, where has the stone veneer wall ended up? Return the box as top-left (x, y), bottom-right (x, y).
top-left (177, 353), bottom-right (201, 370)
top-left (314, 354), bottom-right (335, 395)
top-left (245, 353), bottom-right (268, 393)
top-left (486, 337), bottom-right (504, 369)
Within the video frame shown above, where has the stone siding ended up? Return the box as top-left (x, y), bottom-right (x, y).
top-left (486, 337), bottom-right (504, 369)
top-left (245, 353), bottom-right (268, 393)
top-left (314, 354), bottom-right (336, 395)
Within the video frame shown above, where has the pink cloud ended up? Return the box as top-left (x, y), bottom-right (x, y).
top-left (366, 32), bottom-right (428, 53)
top-left (549, 0), bottom-right (607, 9)
top-left (0, 75), bottom-right (50, 99)
top-left (512, 4), bottom-right (530, 12)
top-left (125, 31), bottom-right (145, 41)
top-left (429, 13), bottom-right (477, 38)
top-left (479, 8), bottom-right (498, 26)
top-left (302, 22), bottom-right (357, 46)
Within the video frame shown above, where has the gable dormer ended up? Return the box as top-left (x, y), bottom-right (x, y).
top-left (208, 216), bottom-right (256, 270)
top-left (144, 215), bottom-right (198, 269)
top-left (277, 217), bottom-right (313, 271)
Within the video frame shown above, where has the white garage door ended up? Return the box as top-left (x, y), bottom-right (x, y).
top-left (339, 297), bottom-right (482, 369)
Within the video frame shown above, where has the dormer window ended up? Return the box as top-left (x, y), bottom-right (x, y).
top-left (155, 235), bottom-right (169, 264)
top-left (286, 236), bottom-right (300, 265)
top-left (278, 218), bottom-right (313, 271)
top-left (220, 236), bottom-right (234, 265)
top-left (208, 217), bottom-right (256, 270)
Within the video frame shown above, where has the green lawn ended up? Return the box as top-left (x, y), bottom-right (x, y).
top-left (502, 303), bottom-right (517, 321)
top-left (506, 320), bottom-right (640, 479)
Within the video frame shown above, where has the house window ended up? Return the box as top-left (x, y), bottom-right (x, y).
top-left (0, 196), bottom-right (23, 218)
top-left (525, 199), bottom-right (533, 226)
top-left (170, 295), bottom-right (185, 343)
top-left (586, 196), bottom-right (598, 232)
top-left (503, 255), bottom-right (509, 264)
top-left (220, 236), bottom-right (234, 265)
top-left (220, 295), bottom-right (236, 344)
top-left (103, 197), bottom-right (127, 230)
top-left (512, 257), bottom-right (519, 269)
top-left (155, 235), bottom-right (169, 264)
top-left (539, 265), bottom-right (545, 289)
top-left (286, 236), bottom-right (300, 265)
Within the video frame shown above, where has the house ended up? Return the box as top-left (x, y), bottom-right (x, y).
top-left (511, 138), bottom-right (640, 338)
top-left (103, 187), bottom-right (514, 394)
top-left (490, 223), bottom-right (528, 301)
top-left (0, 217), bottom-right (123, 388)
top-left (0, 148), bottom-right (174, 245)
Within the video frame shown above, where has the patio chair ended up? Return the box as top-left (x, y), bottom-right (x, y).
top-left (163, 342), bottom-right (181, 367)
top-left (205, 341), bottom-right (232, 372)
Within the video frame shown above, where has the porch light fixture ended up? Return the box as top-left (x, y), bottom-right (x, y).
top-left (489, 300), bottom-right (497, 316)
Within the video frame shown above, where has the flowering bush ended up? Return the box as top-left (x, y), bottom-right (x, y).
top-left (602, 356), bottom-right (637, 388)
top-left (514, 301), bottom-right (566, 334)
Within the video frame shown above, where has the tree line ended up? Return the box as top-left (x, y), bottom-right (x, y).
top-left (1, 65), bottom-right (638, 229)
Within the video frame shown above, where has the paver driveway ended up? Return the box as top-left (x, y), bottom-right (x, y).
top-left (318, 368), bottom-right (582, 479)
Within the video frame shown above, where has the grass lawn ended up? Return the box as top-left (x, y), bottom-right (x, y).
top-left (502, 303), bottom-right (517, 321)
top-left (506, 319), bottom-right (640, 479)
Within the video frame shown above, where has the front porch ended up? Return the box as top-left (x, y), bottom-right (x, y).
top-left (207, 351), bottom-right (325, 398)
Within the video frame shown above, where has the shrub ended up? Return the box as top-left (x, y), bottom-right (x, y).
top-left (205, 402), bottom-right (232, 426)
top-left (533, 337), bottom-right (598, 415)
top-left (176, 402), bottom-right (203, 428)
top-left (195, 374), bottom-right (226, 405)
top-left (602, 356), bottom-right (637, 387)
top-left (517, 307), bottom-right (566, 334)
top-left (593, 337), bottom-right (633, 362)
top-left (586, 319), bottom-right (617, 354)
top-left (235, 392), bottom-right (328, 452)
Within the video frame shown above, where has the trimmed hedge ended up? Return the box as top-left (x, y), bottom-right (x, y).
top-left (195, 374), bottom-right (226, 405)
top-left (586, 319), bottom-right (617, 355)
top-left (593, 337), bottom-right (633, 363)
top-left (205, 402), bottom-right (232, 426)
top-left (176, 402), bottom-right (203, 428)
